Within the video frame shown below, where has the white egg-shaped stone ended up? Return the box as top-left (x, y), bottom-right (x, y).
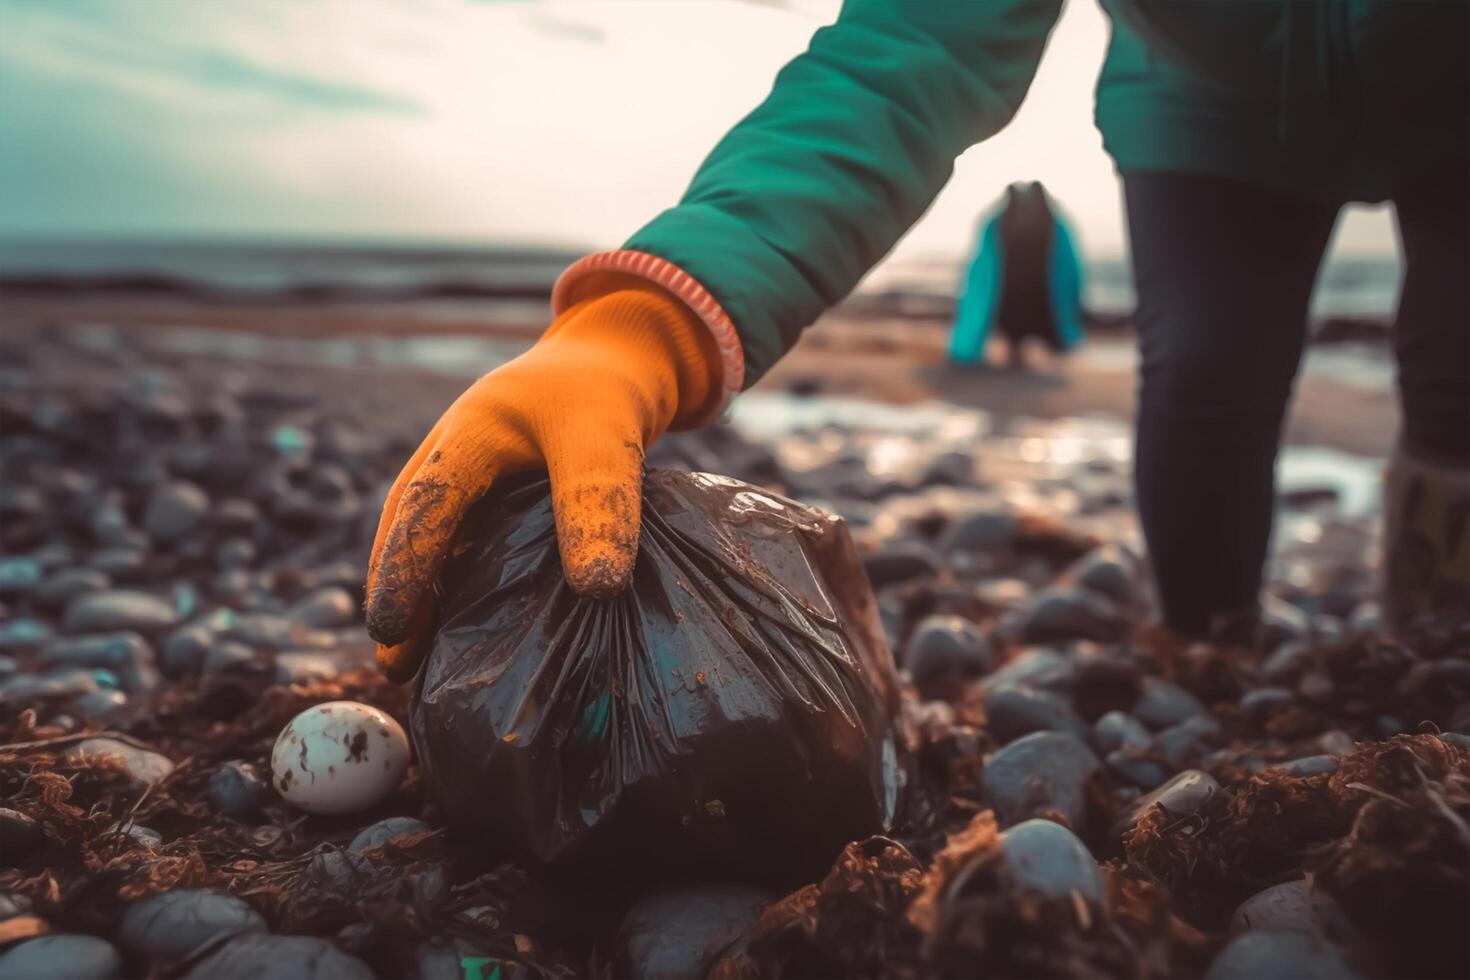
top-left (271, 701), bottom-right (409, 815)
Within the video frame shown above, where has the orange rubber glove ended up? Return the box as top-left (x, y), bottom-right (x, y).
top-left (365, 283), bottom-right (721, 682)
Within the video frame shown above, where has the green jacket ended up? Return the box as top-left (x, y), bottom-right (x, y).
top-left (626, 0), bottom-right (1467, 387)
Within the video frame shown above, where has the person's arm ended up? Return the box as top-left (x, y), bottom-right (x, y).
top-left (367, 0), bottom-right (1062, 679)
top-left (562, 0), bottom-right (1064, 388)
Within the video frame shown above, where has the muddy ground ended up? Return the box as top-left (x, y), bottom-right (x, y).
top-left (0, 312), bottom-right (1465, 980)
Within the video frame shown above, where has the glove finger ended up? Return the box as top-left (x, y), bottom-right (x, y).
top-left (375, 595), bottom-right (437, 684)
top-left (542, 422), bottom-right (646, 599)
top-left (367, 417), bottom-right (446, 594)
top-left (365, 442), bottom-right (497, 647)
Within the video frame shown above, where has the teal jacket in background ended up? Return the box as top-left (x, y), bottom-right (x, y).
top-left (949, 208), bottom-right (1084, 365)
top-left (626, 0), bottom-right (1468, 387)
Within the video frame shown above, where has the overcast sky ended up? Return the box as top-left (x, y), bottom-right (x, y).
top-left (0, 0), bottom-right (1398, 266)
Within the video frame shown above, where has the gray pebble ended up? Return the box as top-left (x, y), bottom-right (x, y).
top-left (0, 558), bottom-right (42, 597)
top-left (0, 618), bottom-right (53, 654)
top-left (1205, 932), bottom-right (1360, 980)
top-left (1239, 687), bottom-right (1294, 716)
top-left (862, 540), bottom-right (940, 588)
top-left (1316, 729), bottom-right (1355, 756)
top-left (286, 587), bottom-right (356, 629)
top-left (208, 761), bottom-right (269, 820)
top-left (903, 615), bottom-right (992, 697)
top-left (220, 613), bottom-right (334, 652)
top-left (119, 888), bottom-right (267, 961)
top-left (999, 818), bottom-right (1103, 901)
top-left (40, 632), bottom-right (159, 692)
top-left (985, 684), bottom-right (1089, 743)
top-left (87, 547), bottom-right (148, 580)
top-left (144, 481), bottom-right (211, 543)
top-left (0, 935), bottom-right (123, 980)
top-left (619, 883), bottom-right (770, 980)
top-left (0, 668), bottom-right (101, 708)
top-left (66, 738), bottom-right (174, 787)
top-left (981, 731), bottom-right (1100, 830)
top-left (1062, 544), bottom-right (1141, 609)
top-left (183, 933), bottom-right (374, 980)
top-left (1092, 711), bottom-right (1150, 753)
top-left (1016, 587), bottom-right (1129, 644)
top-left (64, 590), bottom-right (178, 634)
top-left (1112, 769), bottom-right (1220, 838)
top-left (981, 647), bottom-right (1076, 693)
top-left (941, 508), bottom-right (1020, 556)
top-left (203, 641), bottom-right (258, 677)
top-left (1261, 641), bottom-right (1311, 682)
top-left (162, 624), bottom-right (215, 676)
top-left (1154, 715), bottom-right (1222, 765)
top-left (73, 689), bottom-right (129, 721)
top-left (1134, 678), bottom-right (1205, 729)
top-left (0, 807), bottom-right (42, 858)
top-left (35, 568), bottom-right (111, 607)
top-left (1230, 880), bottom-right (1353, 941)
top-left (1272, 755), bottom-right (1339, 777)
top-left (349, 816), bottom-right (432, 854)
top-left (1105, 750), bottom-right (1168, 789)
top-left (1442, 732), bottom-right (1470, 751)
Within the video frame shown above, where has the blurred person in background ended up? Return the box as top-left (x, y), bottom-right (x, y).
top-left (366, 1), bottom-right (1469, 679)
top-left (949, 180), bottom-right (1084, 371)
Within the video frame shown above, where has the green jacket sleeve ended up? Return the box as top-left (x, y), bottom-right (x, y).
top-left (625, 0), bottom-right (1063, 387)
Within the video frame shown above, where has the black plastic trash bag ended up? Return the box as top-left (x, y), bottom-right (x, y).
top-left (411, 469), bottom-right (897, 881)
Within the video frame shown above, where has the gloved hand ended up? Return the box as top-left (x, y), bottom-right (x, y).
top-left (365, 284), bottom-right (721, 682)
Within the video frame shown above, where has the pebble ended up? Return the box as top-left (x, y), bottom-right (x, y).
top-left (40, 632), bottom-right (159, 692)
top-left (1260, 595), bottom-right (1310, 649)
top-left (0, 618), bottom-right (54, 655)
top-left (940, 507), bottom-right (1020, 556)
top-left (1062, 544), bottom-right (1141, 609)
top-left (0, 669), bottom-right (101, 708)
top-left (1261, 641), bottom-right (1311, 682)
top-left (1016, 587), bottom-right (1129, 644)
top-left (0, 935), bottom-right (124, 980)
top-left (271, 701), bottom-right (410, 815)
top-left (980, 731), bottom-right (1100, 830)
top-left (1297, 670), bottom-right (1334, 703)
top-left (349, 816), bottom-right (432, 854)
top-left (35, 568), bottom-right (111, 607)
top-left (0, 655), bottom-right (14, 679)
top-left (208, 761), bottom-right (270, 820)
top-left (221, 613), bottom-right (335, 651)
top-left (862, 540), bottom-right (940, 588)
top-left (73, 689), bottom-right (129, 721)
top-left (203, 641), bottom-right (259, 677)
top-left (1092, 711), bottom-right (1150, 753)
top-left (64, 590), bottom-right (179, 634)
top-left (1239, 687), bottom-right (1294, 716)
top-left (0, 557), bottom-right (42, 597)
top-left (0, 808), bottom-right (43, 858)
top-left (903, 615), bottom-right (992, 698)
top-left (144, 480), bottom-right (211, 542)
top-left (1205, 931), bottom-right (1361, 980)
top-left (87, 546), bottom-right (148, 580)
top-left (162, 624), bottom-right (215, 676)
top-left (66, 738), bottom-right (174, 787)
top-left (183, 934), bottom-right (375, 980)
top-left (1154, 715), bottom-right (1222, 765)
top-left (1230, 880), bottom-right (1352, 940)
top-left (980, 647), bottom-right (1076, 693)
top-left (1112, 770), bottom-right (1221, 838)
top-left (119, 888), bottom-right (267, 960)
top-left (215, 537), bottom-right (257, 570)
top-left (1272, 755), bottom-right (1339, 777)
top-left (619, 883), bottom-right (770, 980)
top-left (1106, 750), bottom-right (1168, 789)
top-left (1133, 678), bottom-right (1205, 729)
top-left (286, 586), bottom-right (357, 629)
top-left (1316, 729), bottom-right (1355, 756)
top-left (999, 819), bottom-right (1103, 902)
top-left (984, 684), bottom-right (1089, 743)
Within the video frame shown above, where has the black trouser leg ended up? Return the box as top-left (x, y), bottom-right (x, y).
top-left (1392, 164), bottom-right (1470, 465)
top-left (1124, 173), bottom-right (1340, 633)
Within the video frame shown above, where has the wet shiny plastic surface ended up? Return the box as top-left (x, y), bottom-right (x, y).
top-left (411, 469), bottom-right (897, 880)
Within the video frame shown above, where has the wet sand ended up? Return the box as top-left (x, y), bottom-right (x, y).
top-left (1, 293), bottom-right (1400, 458)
